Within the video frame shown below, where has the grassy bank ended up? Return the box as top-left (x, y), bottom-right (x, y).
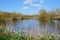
top-left (0, 26), bottom-right (58, 40)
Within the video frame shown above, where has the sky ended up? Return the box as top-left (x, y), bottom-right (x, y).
top-left (0, 0), bottom-right (60, 15)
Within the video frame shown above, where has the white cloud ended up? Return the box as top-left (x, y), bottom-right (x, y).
top-left (23, 7), bottom-right (28, 10)
top-left (40, 0), bottom-right (44, 3)
top-left (23, 0), bottom-right (44, 7)
top-left (24, 0), bottom-right (34, 4)
top-left (31, 4), bottom-right (42, 7)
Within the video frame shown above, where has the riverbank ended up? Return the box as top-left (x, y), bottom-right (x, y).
top-left (0, 27), bottom-right (58, 40)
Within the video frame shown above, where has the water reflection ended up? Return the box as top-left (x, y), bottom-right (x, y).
top-left (5, 19), bottom-right (60, 37)
top-left (39, 20), bottom-right (48, 27)
top-left (57, 21), bottom-right (60, 35)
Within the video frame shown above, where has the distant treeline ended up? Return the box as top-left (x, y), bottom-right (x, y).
top-left (39, 8), bottom-right (60, 20)
top-left (0, 11), bottom-right (24, 21)
top-left (0, 8), bottom-right (60, 21)
top-left (0, 11), bottom-right (39, 21)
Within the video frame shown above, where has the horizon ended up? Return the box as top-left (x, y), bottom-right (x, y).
top-left (0, 0), bottom-right (60, 15)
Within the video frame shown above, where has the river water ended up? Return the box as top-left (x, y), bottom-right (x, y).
top-left (5, 19), bottom-right (60, 37)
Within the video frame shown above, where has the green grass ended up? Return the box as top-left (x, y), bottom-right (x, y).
top-left (0, 28), bottom-right (26, 40)
top-left (0, 27), bottom-right (58, 40)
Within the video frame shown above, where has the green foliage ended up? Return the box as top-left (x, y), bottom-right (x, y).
top-left (39, 9), bottom-right (60, 20)
top-left (0, 28), bottom-right (26, 40)
top-left (0, 27), bottom-right (58, 40)
top-left (0, 11), bottom-right (24, 21)
top-left (39, 9), bottom-right (48, 19)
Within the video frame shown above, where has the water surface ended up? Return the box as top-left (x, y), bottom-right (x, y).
top-left (5, 19), bottom-right (60, 37)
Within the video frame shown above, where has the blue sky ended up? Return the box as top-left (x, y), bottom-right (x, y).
top-left (0, 0), bottom-right (60, 15)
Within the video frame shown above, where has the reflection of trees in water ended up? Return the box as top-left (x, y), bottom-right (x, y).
top-left (48, 20), bottom-right (60, 35)
top-left (13, 20), bottom-right (21, 25)
top-left (58, 21), bottom-right (60, 28)
top-left (5, 20), bottom-right (22, 31)
top-left (49, 20), bottom-right (57, 34)
top-left (7, 19), bottom-right (23, 27)
top-left (49, 20), bottom-right (55, 27)
top-left (57, 20), bottom-right (60, 35)
top-left (38, 20), bottom-right (60, 34)
top-left (13, 19), bottom-right (24, 31)
top-left (0, 20), bottom-right (6, 27)
top-left (39, 20), bottom-right (48, 27)
top-left (39, 20), bottom-right (56, 27)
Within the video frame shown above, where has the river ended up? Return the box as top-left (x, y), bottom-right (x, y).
top-left (5, 19), bottom-right (60, 37)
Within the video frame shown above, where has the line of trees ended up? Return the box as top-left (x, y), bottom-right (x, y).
top-left (0, 8), bottom-right (60, 21)
top-left (39, 8), bottom-right (60, 20)
top-left (0, 11), bottom-right (24, 21)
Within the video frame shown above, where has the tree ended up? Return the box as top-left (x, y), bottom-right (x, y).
top-left (39, 9), bottom-right (48, 19)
